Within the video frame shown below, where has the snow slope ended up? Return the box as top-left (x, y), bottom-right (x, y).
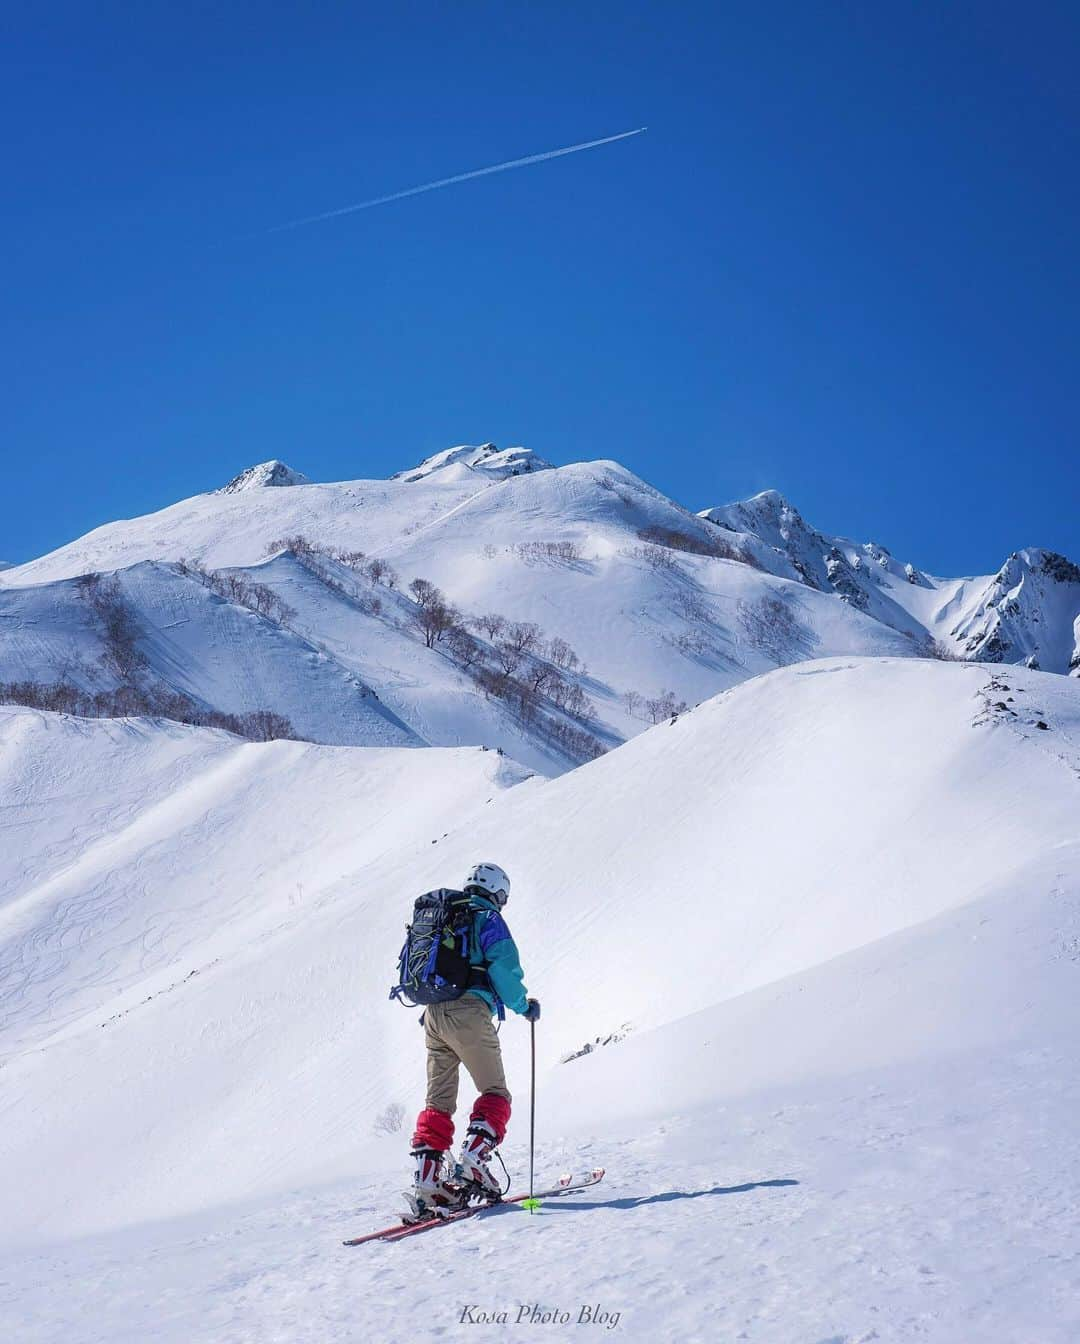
top-left (1, 657), bottom-right (1078, 1344)
top-left (5, 450), bottom-right (1077, 778)
top-left (703, 489), bottom-right (1080, 672)
top-left (2, 441), bottom-right (1078, 1340)
top-left (234, 549), bottom-right (573, 774)
top-left (7, 451), bottom-right (1079, 691)
top-left (0, 452), bottom-right (923, 767)
top-left (216, 461), bottom-right (918, 756)
top-left (4, 880), bottom-right (1077, 1343)
top-left (391, 441), bottom-right (553, 482)
top-left (0, 561), bottom-right (419, 748)
top-left (949, 547), bottom-right (1080, 671)
top-left (368, 461), bottom-right (918, 736)
top-left (0, 712), bottom-right (531, 1068)
top-left (0, 452), bottom-right (504, 580)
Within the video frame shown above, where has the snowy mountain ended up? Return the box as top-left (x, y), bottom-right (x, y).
top-left (949, 546), bottom-right (1080, 671)
top-left (2, 656), bottom-right (1078, 1342)
top-left (391, 441), bottom-right (553, 482)
top-left (0, 450), bottom-right (923, 770)
top-left (0, 561), bottom-right (418, 749)
top-left (2, 447), bottom-right (1079, 1337)
top-left (3, 447), bottom-right (1077, 779)
top-left (217, 459), bottom-right (312, 492)
top-left (702, 488), bottom-right (1080, 672)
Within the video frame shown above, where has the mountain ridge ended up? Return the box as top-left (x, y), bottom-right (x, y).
top-left (1, 446), bottom-right (1076, 777)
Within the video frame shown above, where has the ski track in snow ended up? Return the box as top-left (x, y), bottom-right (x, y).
top-left (2, 1047), bottom-right (1077, 1344)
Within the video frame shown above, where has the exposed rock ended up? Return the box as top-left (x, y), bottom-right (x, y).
top-left (218, 461), bottom-right (310, 493)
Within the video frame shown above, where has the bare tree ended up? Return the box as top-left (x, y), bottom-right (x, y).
top-left (562, 682), bottom-right (592, 719)
top-left (644, 690), bottom-right (689, 723)
top-left (373, 1102), bottom-right (406, 1136)
top-left (548, 670), bottom-right (571, 709)
top-left (737, 595), bottom-right (814, 666)
top-left (637, 524), bottom-right (754, 563)
top-left (527, 662), bottom-right (556, 696)
top-left (234, 709), bottom-right (295, 741)
top-left (514, 680), bottom-right (542, 725)
top-left (409, 577), bottom-right (439, 608)
top-left (268, 534), bottom-right (317, 558)
top-left (472, 613), bottom-right (507, 641)
top-left (474, 665), bottom-right (514, 700)
top-left (632, 543), bottom-right (679, 572)
top-left (365, 557), bottom-right (394, 585)
top-left (546, 636), bottom-right (581, 673)
top-left (542, 714), bottom-right (606, 762)
top-left (186, 566), bottom-right (295, 627)
top-left (445, 625), bottom-right (484, 669)
top-left (0, 678), bottom-right (295, 742)
top-left (335, 549), bottom-right (367, 569)
top-left (494, 621), bottom-right (541, 674)
top-left (77, 574), bottom-right (147, 680)
top-left (413, 595), bottom-right (460, 649)
top-left (514, 540), bottom-right (583, 563)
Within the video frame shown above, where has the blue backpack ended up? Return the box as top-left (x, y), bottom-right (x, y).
top-left (389, 888), bottom-right (488, 1007)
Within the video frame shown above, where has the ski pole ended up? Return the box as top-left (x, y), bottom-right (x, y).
top-left (529, 1015), bottom-right (536, 1201)
top-left (517, 1016), bottom-right (540, 1212)
top-left (520, 1009), bottom-right (541, 1213)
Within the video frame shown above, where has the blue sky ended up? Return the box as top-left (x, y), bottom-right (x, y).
top-left (3, 2), bottom-right (1077, 573)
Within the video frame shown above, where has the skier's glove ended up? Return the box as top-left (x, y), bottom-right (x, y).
top-left (525, 998), bottom-right (541, 1022)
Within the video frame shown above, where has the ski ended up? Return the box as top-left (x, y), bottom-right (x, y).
top-left (343, 1167), bottom-right (605, 1246)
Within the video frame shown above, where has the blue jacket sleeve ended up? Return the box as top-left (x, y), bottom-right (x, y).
top-left (477, 910), bottom-right (529, 1015)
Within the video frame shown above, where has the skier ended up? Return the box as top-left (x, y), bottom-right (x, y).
top-left (407, 862), bottom-right (540, 1218)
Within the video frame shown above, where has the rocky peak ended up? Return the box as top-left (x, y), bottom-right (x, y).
top-left (391, 443), bottom-right (553, 483)
top-left (218, 461), bottom-right (311, 494)
top-left (1035, 550), bottom-right (1080, 585)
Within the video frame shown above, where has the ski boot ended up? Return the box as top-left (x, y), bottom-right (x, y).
top-left (455, 1121), bottom-right (504, 1201)
top-left (402, 1147), bottom-right (463, 1224)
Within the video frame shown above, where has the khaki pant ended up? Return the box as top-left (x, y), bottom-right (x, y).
top-left (424, 994), bottom-right (511, 1115)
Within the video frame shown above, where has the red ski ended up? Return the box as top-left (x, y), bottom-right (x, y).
top-left (343, 1168), bottom-right (605, 1246)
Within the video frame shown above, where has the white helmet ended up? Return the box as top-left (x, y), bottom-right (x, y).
top-left (464, 862), bottom-right (511, 907)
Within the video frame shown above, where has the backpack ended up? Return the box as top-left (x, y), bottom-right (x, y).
top-left (389, 888), bottom-right (488, 1007)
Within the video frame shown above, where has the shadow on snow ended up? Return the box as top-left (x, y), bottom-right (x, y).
top-left (529, 1178), bottom-right (800, 1213)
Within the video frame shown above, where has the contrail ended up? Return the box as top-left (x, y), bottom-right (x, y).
top-left (261, 126), bottom-right (647, 236)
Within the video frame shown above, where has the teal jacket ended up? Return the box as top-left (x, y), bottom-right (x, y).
top-left (465, 894), bottom-right (529, 1017)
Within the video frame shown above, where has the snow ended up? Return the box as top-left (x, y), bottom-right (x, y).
top-left (0, 561), bottom-right (420, 749)
top-left (217, 460), bottom-right (312, 492)
top-left (391, 442), bottom-right (553, 482)
top-left (238, 550), bottom-right (573, 774)
top-left (2, 656), bottom-right (1079, 1341)
top-left (701, 494), bottom-right (1080, 673)
top-left (0, 457), bottom-right (921, 771)
top-left (0, 712), bottom-right (529, 1064)
top-left (5, 454), bottom-right (1076, 762)
top-left (949, 548), bottom-right (1080, 672)
top-left (3, 448), bottom-right (1080, 1339)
